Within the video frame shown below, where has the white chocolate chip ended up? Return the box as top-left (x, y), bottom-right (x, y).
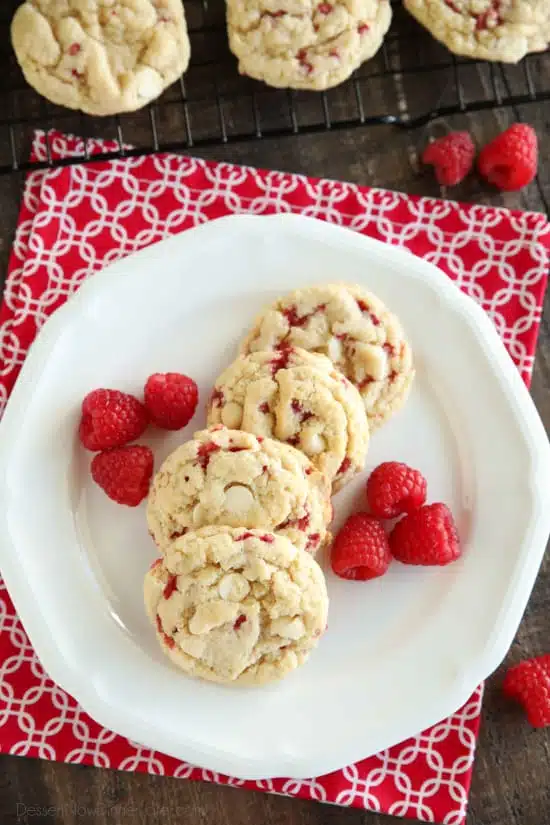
top-left (221, 401), bottom-right (243, 428)
top-left (192, 504), bottom-right (205, 526)
top-left (218, 572), bottom-right (250, 601)
top-left (189, 600), bottom-right (238, 634)
top-left (301, 430), bottom-right (326, 455)
top-left (224, 483), bottom-right (255, 515)
top-left (327, 336), bottom-right (343, 362)
top-left (271, 617), bottom-right (305, 640)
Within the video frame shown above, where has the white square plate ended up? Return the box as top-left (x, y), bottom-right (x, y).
top-left (1, 214), bottom-right (549, 780)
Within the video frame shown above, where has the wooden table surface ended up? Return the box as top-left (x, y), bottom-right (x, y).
top-left (0, 12), bottom-right (549, 825)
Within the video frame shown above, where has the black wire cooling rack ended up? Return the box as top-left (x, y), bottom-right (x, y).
top-left (0, 0), bottom-right (549, 174)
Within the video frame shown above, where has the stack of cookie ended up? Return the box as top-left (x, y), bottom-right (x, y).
top-left (144, 282), bottom-right (413, 687)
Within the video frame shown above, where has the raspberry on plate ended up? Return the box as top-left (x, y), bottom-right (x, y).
top-left (502, 655), bottom-right (550, 729)
top-left (422, 131), bottom-right (475, 186)
top-left (366, 461), bottom-right (427, 519)
top-left (144, 372), bottom-right (198, 430)
top-left (478, 124), bottom-right (538, 192)
top-left (331, 513), bottom-right (392, 581)
top-left (390, 503), bottom-right (460, 566)
top-left (91, 445), bottom-right (154, 507)
top-left (79, 388), bottom-right (148, 452)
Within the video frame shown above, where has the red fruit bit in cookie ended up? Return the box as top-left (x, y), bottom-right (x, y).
top-left (478, 124), bottom-right (538, 192)
top-left (287, 434), bottom-right (301, 447)
top-left (91, 445), bottom-right (154, 507)
top-left (278, 513), bottom-right (310, 531)
top-left (210, 387), bottom-right (224, 408)
top-left (305, 467), bottom-right (313, 475)
top-left (169, 527), bottom-right (187, 540)
top-left (79, 388), bottom-right (148, 452)
top-left (475, 1), bottom-right (502, 30)
top-left (144, 372), bottom-right (198, 430)
top-left (234, 615), bottom-right (247, 630)
top-left (235, 531), bottom-right (255, 541)
top-left (329, 49), bottom-right (339, 59)
top-left (68, 43), bottom-right (81, 55)
top-left (229, 446), bottom-right (247, 452)
top-left (502, 655), bottom-right (550, 728)
top-left (338, 456), bottom-right (351, 477)
top-left (259, 534), bottom-right (275, 544)
top-left (357, 23), bottom-right (369, 34)
top-left (259, 402), bottom-right (270, 414)
top-left (388, 370), bottom-right (398, 383)
top-left (197, 441), bottom-right (220, 470)
top-left (270, 345), bottom-right (293, 374)
top-left (383, 342), bottom-right (396, 356)
top-left (164, 633), bottom-right (176, 650)
top-left (366, 461), bottom-right (427, 519)
top-left (266, 9), bottom-right (286, 17)
top-left (422, 131), bottom-right (476, 187)
top-left (390, 503), bottom-right (460, 566)
top-left (318, 2), bottom-right (333, 12)
top-left (156, 614), bottom-right (163, 634)
top-left (297, 49), bottom-right (313, 74)
top-left (282, 304), bottom-right (309, 327)
top-left (331, 514), bottom-right (391, 580)
top-left (306, 533), bottom-right (321, 552)
top-left (163, 575), bottom-right (178, 600)
top-left (291, 399), bottom-right (314, 423)
top-left (149, 558), bottom-right (162, 570)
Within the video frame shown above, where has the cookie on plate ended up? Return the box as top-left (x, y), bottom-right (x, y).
top-left (147, 427), bottom-right (332, 555)
top-left (144, 526), bottom-right (329, 686)
top-left (207, 346), bottom-right (369, 491)
top-left (403, 0), bottom-right (550, 63)
top-left (11, 0), bottom-right (190, 115)
top-left (241, 283), bottom-right (414, 431)
top-left (226, 0), bottom-right (392, 91)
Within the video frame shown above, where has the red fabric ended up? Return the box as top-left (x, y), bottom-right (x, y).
top-left (1, 131), bottom-right (549, 825)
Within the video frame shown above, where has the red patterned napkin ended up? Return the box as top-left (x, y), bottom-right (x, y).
top-left (1, 131), bottom-right (549, 825)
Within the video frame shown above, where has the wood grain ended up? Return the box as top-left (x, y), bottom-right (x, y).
top-left (0, 3), bottom-right (549, 823)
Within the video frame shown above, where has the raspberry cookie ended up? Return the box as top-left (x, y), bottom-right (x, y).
top-left (207, 347), bottom-right (369, 491)
top-left (241, 283), bottom-right (414, 431)
top-left (144, 526), bottom-right (328, 686)
top-left (11, 0), bottom-right (190, 116)
top-left (404, 0), bottom-right (550, 63)
top-left (226, 0), bottom-right (392, 91)
top-left (147, 427), bottom-right (332, 555)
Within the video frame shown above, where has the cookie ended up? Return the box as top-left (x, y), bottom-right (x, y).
top-left (241, 283), bottom-right (414, 431)
top-left (144, 526), bottom-right (328, 686)
top-left (147, 427), bottom-right (332, 555)
top-left (403, 0), bottom-right (550, 63)
top-left (207, 346), bottom-right (369, 491)
top-left (226, 0), bottom-right (392, 91)
top-left (11, 0), bottom-right (190, 116)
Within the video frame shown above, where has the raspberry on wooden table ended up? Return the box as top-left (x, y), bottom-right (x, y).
top-left (502, 655), bottom-right (550, 729)
top-left (389, 503), bottom-right (460, 566)
top-left (144, 372), bottom-right (198, 430)
top-left (366, 461), bottom-right (427, 519)
top-left (79, 388), bottom-right (148, 451)
top-left (331, 513), bottom-right (392, 581)
top-left (421, 131), bottom-right (475, 186)
top-left (478, 124), bottom-right (538, 192)
top-left (91, 445), bottom-right (154, 507)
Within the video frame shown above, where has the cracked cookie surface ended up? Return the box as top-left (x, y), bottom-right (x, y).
top-left (404, 0), bottom-right (550, 62)
top-left (226, 0), bottom-right (392, 90)
top-left (241, 283), bottom-right (414, 431)
top-left (11, 0), bottom-right (190, 115)
top-left (147, 427), bottom-right (332, 555)
top-left (207, 346), bottom-right (369, 491)
top-left (144, 526), bottom-right (329, 685)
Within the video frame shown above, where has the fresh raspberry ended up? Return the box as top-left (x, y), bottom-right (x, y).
top-left (502, 655), bottom-right (550, 728)
top-left (422, 131), bottom-right (475, 186)
top-left (91, 445), bottom-right (154, 506)
top-left (366, 461), bottom-right (427, 519)
top-left (390, 503), bottom-right (460, 566)
top-left (144, 372), bottom-right (198, 430)
top-left (478, 124), bottom-right (538, 191)
top-left (79, 389), bottom-right (148, 451)
top-left (331, 514), bottom-right (391, 581)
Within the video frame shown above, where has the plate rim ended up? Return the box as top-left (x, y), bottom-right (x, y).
top-left (1, 213), bottom-right (549, 779)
